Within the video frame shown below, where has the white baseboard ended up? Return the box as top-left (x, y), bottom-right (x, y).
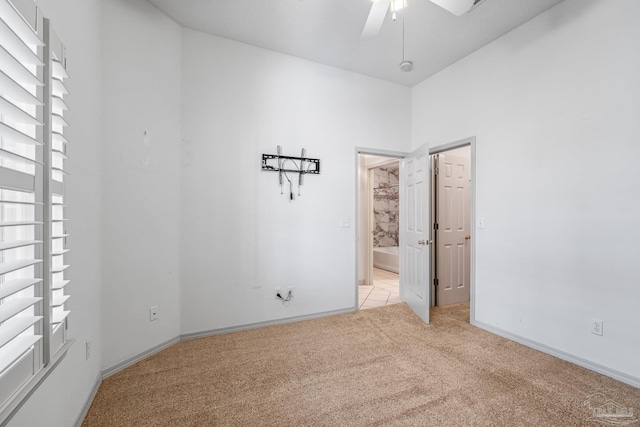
top-left (181, 307), bottom-right (356, 341)
top-left (101, 307), bottom-right (356, 377)
top-left (102, 337), bottom-right (180, 379)
top-left (373, 264), bottom-right (399, 274)
top-left (473, 321), bottom-right (640, 389)
top-left (74, 373), bottom-right (102, 427)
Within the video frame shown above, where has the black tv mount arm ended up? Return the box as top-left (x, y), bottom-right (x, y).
top-left (261, 146), bottom-right (320, 200)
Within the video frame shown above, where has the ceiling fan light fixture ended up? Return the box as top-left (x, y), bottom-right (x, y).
top-left (400, 61), bottom-right (413, 72)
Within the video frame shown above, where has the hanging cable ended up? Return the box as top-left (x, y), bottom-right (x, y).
top-left (399, 15), bottom-right (413, 72)
top-left (261, 146), bottom-right (320, 202)
top-left (403, 17), bottom-right (406, 63)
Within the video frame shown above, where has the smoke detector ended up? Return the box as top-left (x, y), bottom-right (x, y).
top-left (400, 61), bottom-right (413, 72)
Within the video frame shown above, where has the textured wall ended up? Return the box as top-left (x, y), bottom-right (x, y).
top-left (373, 165), bottom-right (399, 247)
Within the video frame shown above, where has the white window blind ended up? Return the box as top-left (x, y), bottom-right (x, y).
top-left (0, 0), bottom-right (72, 421)
top-left (48, 26), bottom-right (70, 356)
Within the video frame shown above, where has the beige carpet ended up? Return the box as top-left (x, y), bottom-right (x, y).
top-left (83, 303), bottom-right (640, 426)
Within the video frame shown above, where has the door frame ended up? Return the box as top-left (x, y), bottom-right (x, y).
top-left (355, 147), bottom-right (407, 309)
top-left (429, 136), bottom-right (477, 325)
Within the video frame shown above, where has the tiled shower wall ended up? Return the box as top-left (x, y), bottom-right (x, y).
top-left (373, 165), bottom-right (399, 247)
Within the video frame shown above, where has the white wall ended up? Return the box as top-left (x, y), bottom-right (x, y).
top-left (180, 29), bottom-right (411, 334)
top-left (413, 0), bottom-right (640, 382)
top-left (7, 0), bottom-right (103, 425)
top-left (101, 0), bottom-right (182, 369)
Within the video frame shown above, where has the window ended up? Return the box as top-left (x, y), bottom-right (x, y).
top-left (0, 0), bottom-right (71, 421)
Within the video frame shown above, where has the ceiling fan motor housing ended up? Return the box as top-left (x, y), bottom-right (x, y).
top-left (429, 0), bottom-right (486, 16)
top-left (400, 61), bottom-right (413, 72)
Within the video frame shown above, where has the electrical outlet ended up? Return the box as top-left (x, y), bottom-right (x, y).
top-left (150, 306), bottom-right (159, 322)
top-left (86, 340), bottom-right (91, 360)
top-left (590, 318), bottom-right (603, 336)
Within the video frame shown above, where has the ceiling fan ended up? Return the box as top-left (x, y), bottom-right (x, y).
top-left (361, 0), bottom-right (487, 40)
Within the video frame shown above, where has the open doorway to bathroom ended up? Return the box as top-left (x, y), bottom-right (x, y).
top-left (357, 153), bottom-right (402, 310)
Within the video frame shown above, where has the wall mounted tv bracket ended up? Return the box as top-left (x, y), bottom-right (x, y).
top-left (261, 146), bottom-right (320, 201)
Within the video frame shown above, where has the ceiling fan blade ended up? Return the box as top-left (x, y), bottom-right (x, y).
top-left (429, 0), bottom-right (481, 16)
top-left (361, 0), bottom-right (391, 40)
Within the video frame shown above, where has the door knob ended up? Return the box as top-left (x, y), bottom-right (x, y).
top-left (418, 239), bottom-right (426, 245)
top-left (465, 235), bottom-right (471, 240)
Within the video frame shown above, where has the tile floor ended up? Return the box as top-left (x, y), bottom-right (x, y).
top-left (358, 268), bottom-right (400, 310)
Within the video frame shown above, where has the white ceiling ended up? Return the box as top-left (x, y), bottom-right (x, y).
top-left (146, 0), bottom-right (565, 87)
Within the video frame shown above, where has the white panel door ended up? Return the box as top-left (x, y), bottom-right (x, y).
top-left (437, 154), bottom-right (471, 306)
top-left (400, 145), bottom-right (430, 323)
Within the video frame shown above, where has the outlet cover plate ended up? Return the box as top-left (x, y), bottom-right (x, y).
top-left (590, 318), bottom-right (603, 336)
top-left (150, 306), bottom-right (159, 322)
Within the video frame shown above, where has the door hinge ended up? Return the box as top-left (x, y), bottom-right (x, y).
top-left (433, 223), bottom-right (439, 230)
top-left (433, 278), bottom-right (439, 287)
top-left (434, 167), bottom-right (439, 175)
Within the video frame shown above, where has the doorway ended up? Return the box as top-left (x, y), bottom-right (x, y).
top-left (356, 140), bottom-right (475, 324)
top-left (430, 143), bottom-right (472, 311)
top-left (357, 153), bottom-right (402, 310)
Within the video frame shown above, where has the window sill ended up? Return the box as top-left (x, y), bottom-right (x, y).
top-left (0, 339), bottom-right (74, 426)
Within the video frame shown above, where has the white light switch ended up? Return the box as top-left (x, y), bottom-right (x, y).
top-left (340, 217), bottom-right (351, 228)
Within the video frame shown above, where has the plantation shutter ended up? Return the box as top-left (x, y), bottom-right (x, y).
top-left (0, 0), bottom-right (72, 417)
top-left (0, 0), bottom-right (45, 407)
top-left (46, 22), bottom-right (70, 357)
